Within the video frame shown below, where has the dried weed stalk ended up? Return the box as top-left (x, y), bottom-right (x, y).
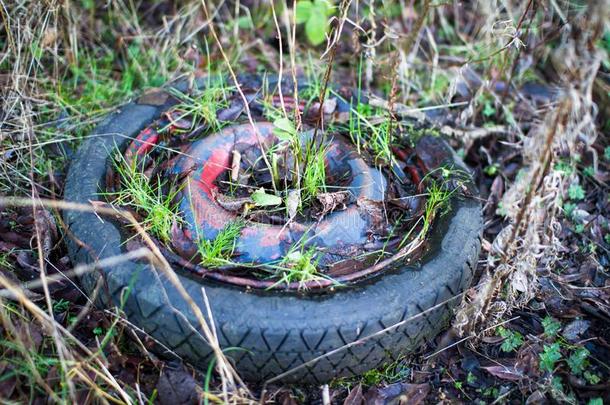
top-left (453, 0), bottom-right (607, 336)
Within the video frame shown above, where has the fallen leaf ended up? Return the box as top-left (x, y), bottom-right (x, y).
top-left (156, 365), bottom-right (200, 405)
top-left (251, 188), bottom-right (282, 207)
top-left (138, 88), bottom-right (170, 106)
top-left (343, 383), bottom-right (364, 405)
top-left (286, 189), bottom-right (300, 221)
top-left (317, 191), bottom-right (350, 218)
top-left (364, 382), bottom-right (430, 405)
top-left (562, 319), bottom-right (590, 342)
top-left (482, 364), bottom-right (526, 381)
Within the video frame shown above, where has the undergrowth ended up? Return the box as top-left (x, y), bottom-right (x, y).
top-left (107, 152), bottom-right (182, 243)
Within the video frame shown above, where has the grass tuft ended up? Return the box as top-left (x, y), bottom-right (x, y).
top-left (197, 220), bottom-right (244, 267)
top-left (106, 152), bottom-right (182, 243)
top-left (274, 247), bottom-right (322, 287)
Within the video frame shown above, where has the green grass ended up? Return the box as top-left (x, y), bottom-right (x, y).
top-left (0, 250), bottom-right (15, 270)
top-left (333, 355), bottom-right (409, 388)
top-left (273, 246), bottom-right (322, 287)
top-left (106, 152), bottom-right (182, 243)
top-left (197, 220), bottom-right (244, 267)
top-left (398, 174), bottom-right (458, 248)
top-left (345, 100), bottom-right (394, 164)
top-left (301, 140), bottom-right (328, 204)
top-left (169, 75), bottom-right (234, 133)
top-left (269, 113), bottom-right (329, 208)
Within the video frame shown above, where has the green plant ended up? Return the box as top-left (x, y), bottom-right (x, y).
top-left (52, 299), bottom-right (70, 313)
top-left (567, 347), bottom-right (590, 375)
top-left (0, 250), bottom-right (14, 270)
top-left (359, 358), bottom-right (410, 386)
top-left (301, 141), bottom-right (328, 204)
top-left (344, 101), bottom-right (394, 164)
top-left (554, 160), bottom-right (574, 175)
top-left (550, 376), bottom-right (564, 395)
top-left (542, 316), bottom-right (562, 337)
top-left (568, 184), bottom-right (585, 201)
top-left (170, 76), bottom-right (233, 132)
top-left (539, 343), bottom-right (562, 373)
top-left (478, 93), bottom-right (496, 118)
top-left (583, 165), bottom-right (595, 177)
top-left (369, 121), bottom-right (394, 164)
top-left (484, 163), bottom-right (500, 176)
top-left (421, 179), bottom-right (455, 234)
top-left (107, 153), bottom-right (182, 243)
top-left (197, 220), bottom-right (244, 267)
top-left (272, 117), bottom-right (328, 205)
top-left (399, 176), bottom-right (457, 249)
top-left (276, 247), bottom-right (321, 285)
top-left (563, 202), bottom-right (576, 218)
top-left (497, 326), bottom-right (524, 352)
top-left (295, 0), bottom-right (334, 45)
top-left (584, 370), bottom-right (601, 384)
top-left (604, 146), bottom-right (610, 161)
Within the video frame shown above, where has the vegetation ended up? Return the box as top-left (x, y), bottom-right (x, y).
top-left (107, 153), bottom-right (182, 243)
top-left (197, 220), bottom-right (244, 267)
top-left (1, 0), bottom-right (609, 403)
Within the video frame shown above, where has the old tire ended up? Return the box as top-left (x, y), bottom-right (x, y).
top-left (63, 82), bottom-right (482, 384)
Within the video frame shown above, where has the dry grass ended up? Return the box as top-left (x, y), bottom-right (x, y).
top-left (0, 0), bottom-right (608, 403)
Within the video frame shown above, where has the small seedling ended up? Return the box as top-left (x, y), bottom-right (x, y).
top-left (295, 0), bottom-right (334, 45)
top-left (0, 250), bottom-right (14, 270)
top-left (497, 326), bottom-right (524, 352)
top-left (539, 343), bottom-right (562, 373)
top-left (52, 299), bottom-right (70, 313)
top-left (484, 163), bottom-right (500, 176)
top-left (584, 370), bottom-right (601, 384)
top-left (563, 202), bottom-right (576, 218)
top-left (567, 347), bottom-right (590, 375)
top-left (542, 316), bottom-right (562, 337)
top-left (277, 248), bottom-right (320, 284)
top-left (554, 160), bottom-right (574, 175)
top-left (551, 376), bottom-right (564, 395)
top-left (583, 166), bottom-right (595, 177)
top-left (568, 184), bottom-right (585, 201)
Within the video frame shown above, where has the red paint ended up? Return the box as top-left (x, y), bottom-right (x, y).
top-left (196, 149), bottom-right (230, 197)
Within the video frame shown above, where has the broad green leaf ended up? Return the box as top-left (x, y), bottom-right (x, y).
top-left (305, 12), bottom-right (327, 45)
top-left (315, 0), bottom-right (333, 16)
top-left (295, 1), bottom-right (312, 24)
top-left (273, 117), bottom-right (296, 141)
top-left (251, 188), bottom-right (282, 206)
top-left (236, 16), bottom-right (253, 29)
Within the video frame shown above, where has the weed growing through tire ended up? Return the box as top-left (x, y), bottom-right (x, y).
top-left (106, 152), bottom-right (182, 243)
top-left (197, 220), bottom-right (244, 267)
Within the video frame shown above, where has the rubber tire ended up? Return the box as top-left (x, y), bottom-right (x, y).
top-left (63, 91), bottom-right (482, 384)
